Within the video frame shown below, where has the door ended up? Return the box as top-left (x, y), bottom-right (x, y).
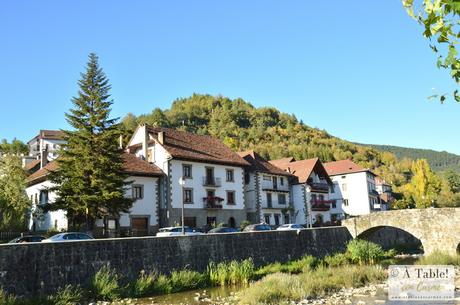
top-left (131, 217), bottom-right (149, 236)
top-left (272, 177), bottom-right (278, 189)
top-left (206, 167), bottom-right (214, 185)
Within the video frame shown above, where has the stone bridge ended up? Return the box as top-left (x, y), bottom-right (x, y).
top-left (342, 208), bottom-right (460, 255)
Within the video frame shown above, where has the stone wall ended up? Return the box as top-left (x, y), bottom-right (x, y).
top-left (0, 227), bottom-right (351, 297)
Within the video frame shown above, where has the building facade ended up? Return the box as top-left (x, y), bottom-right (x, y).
top-left (238, 151), bottom-right (293, 226)
top-left (127, 125), bottom-right (249, 230)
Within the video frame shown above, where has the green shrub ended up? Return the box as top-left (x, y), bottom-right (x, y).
top-left (240, 220), bottom-right (251, 231)
top-left (89, 265), bottom-right (121, 301)
top-left (0, 289), bottom-right (18, 305)
top-left (131, 270), bottom-right (157, 297)
top-left (323, 253), bottom-right (349, 267)
top-left (346, 239), bottom-right (387, 265)
top-left (170, 270), bottom-right (206, 292)
top-left (254, 262), bottom-right (284, 278)
top-left (207, 259), bottom-right (255, 286)
top-left (49, 285), bottom-right (84, 305)
top-left (153, 274), bottom-right (172, 294)
top-left (417, 251), bottom-right (460, 265)
top-left (285, 255), bottom-right (318, 273)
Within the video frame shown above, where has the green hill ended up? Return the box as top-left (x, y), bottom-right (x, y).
top-left (361, 144), bottom-right (460, 173)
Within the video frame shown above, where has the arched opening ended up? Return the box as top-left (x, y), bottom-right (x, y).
top-left (357, 226), bottom-right (424, 254)
top-left (228, 217), bottom-right (236, 228)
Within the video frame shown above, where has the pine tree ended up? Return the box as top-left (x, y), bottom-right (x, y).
top-left (48, 53), bottom-right (133, 231)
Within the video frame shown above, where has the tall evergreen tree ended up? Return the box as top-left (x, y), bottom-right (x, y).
top-left (48, 53), bottom-right (133, 231)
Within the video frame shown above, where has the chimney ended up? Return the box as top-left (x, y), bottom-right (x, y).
top-left (119, 135), bottom-right (123, 149)
top-left (141, 124), bottom-right (148, 160)
top-left (158, 131), bottom-right (165, 145)
top-left (40, 145), bottom-right (49, 169)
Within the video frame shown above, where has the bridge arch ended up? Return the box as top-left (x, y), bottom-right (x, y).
top-left (356, 225), bottom-right (423, 254)
top-left (342, 208), bottom-right (460, 255)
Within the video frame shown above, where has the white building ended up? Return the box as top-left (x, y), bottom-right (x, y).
top-left (26, 153), bottom-right (164, 236)
top-left (25, 130), bottom-right (65, 171)
top-left (127, 125), bottom-right (249, 230)
top-left (270, 158), bottom-right (338, 226)
top-left (323, 160), bottom-right (381, 216)
top-left (237, 151), bottom-right (293, 226)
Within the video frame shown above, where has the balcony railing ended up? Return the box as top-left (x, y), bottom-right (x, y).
top-left (311, 200), bottom-right (333, 211)
top-left (308, 182), bottom-right (330, 193)
top-left (203, 196), bottom-right (224, 209)
top-left (202, 177), bottom-right (222, 187)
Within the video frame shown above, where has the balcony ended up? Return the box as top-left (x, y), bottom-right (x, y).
top-left (311, 200), bottom-right (333, 211)
top-left (202, 176), bottom-right (222, 187)
top-left (203, 196), bottom-right (224, 209)
top-left (308, 181), bottom-right (330, 193)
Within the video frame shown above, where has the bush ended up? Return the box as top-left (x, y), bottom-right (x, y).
top-left (285, 255), bottom-right (318, 273)
top-left (131, 270), bottom-right (157, 297)
top-left (207, 259), bottom-right (255, 286)
top-left (50, 285), bottom-right (84, 305)
top-left (417, 251), bottom-right (460, 265)
top-left (153, 274), bottom-right (172, 294)
top-left (323, 253), bottom-right (349, 267)
top-left (346, 240), bottom-right (388, 265)
top-left (240, 220), bottom-right (251, 231)
top-left (0, 289), bottom-right (18, 305)
top-left (89, 265), bottom-right (121, 301)
top-left (170, 270), bottom-right (207, 292)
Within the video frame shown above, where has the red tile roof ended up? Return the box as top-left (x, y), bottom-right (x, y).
top-left (24, 159), bottom-right (40, 172)
top-left (323, 160), bottom-right (367, 176)
top-left (269, 157), bottom-right (296, 168)
top-left (39, 130), bottom-right (64, 140)
top-left (26, 153), bottom-right (163, 185)
top-left (271, 157), bottom-right (331, 184)
top-left (237, 150), bottom-right (293, 177)
top-left (147, 126), bottom-right (249, 167)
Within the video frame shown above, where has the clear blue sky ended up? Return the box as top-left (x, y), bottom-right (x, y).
top-left (1, 1), bottom-right (458, 153)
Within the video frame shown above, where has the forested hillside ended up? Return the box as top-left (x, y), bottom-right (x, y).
top-left (361, 144), bottom-right (460, 173)
top-left (121, 93), bottom-right (460, 208)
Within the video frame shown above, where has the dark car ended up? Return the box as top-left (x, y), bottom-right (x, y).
top-left (8, 235), bottom-right (46, 243)
top-left (243, 223), bottom-right (272, 232)
top-left (208, 227), bottom-right (239, 234)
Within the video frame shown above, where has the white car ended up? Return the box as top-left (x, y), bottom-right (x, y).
top-left (156, 226), bottom-right (204, 237)
top-left (42, 232), bottom-right (94, 242)
top-left (276, 224), bottom-right (305, 231)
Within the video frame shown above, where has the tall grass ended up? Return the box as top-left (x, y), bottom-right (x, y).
top-left (346, 239), bottom-right (394, 265)
top-left (208, 258), bottom-right (255, 286)
top-left (49, 285), bottom-right (84, 305)
top-left (417, 251), bottom-right (460, 265)
top-left (131, 270), bottom-right (157, 297)
top-left (170, 269), bottom-right (207, 292)
top-left (0, 289), bottom-right (18, 305)
top-left (238, 265), bottom-right (386, 305)
top-left (89, 265), bottom-right (121, 301)
top-left (255, 255), bottom-right (318, 277)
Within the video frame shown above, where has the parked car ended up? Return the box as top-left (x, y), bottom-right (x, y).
top-left (276, 224), bottom-right (305, 231)
top-left (243, 223), bottom-right (272, 232)
top-left (42, 232), bottom-right (94, 242)
top-left (207, 227), bottom-right (239, 234)
top-left (8, 235), bottom-right (46, 243)
top-left (156, 226), bottom-right (205, 237)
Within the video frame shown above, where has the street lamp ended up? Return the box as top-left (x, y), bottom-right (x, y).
top-left (179, 176), bottom-right (186, 235)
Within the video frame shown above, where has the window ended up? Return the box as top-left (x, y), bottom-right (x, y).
top-left (227, 191), bottom-right (235, 205)
top-left (267, 193), bottom-right (272, 207)
top-left (132, 185), bottom-right (144, 199)
top-left (272, 176), bottom-right (278, 189)
top-left (330, 184), bottom-right (335, 193)
top-left (226, 169), bottom-right (234, 182)
top-left (341, 175), bottom-right (346, 179)
top-left (182, 164), bottom-right (192, 178)
top-left (39, 190), bottom-right (48, 204)
top-left (331, 200), bottom-right (337, 209)
top-left (311, 194), bottom-right (317, 202)
top-left (183, 188), bottom-right (193, 204)
top-left (34, 193), bottom-right (38, 204)
top-left (342, 183), bottom-right (347, 191)
top-left (343, 199), bottom-right (349, 206)
top-left (264, 214), bottom-right (271, 224)
top-left (263, 175), bottom-right (271, 181)
top-left (274, 214), bottom-right (280, 226)
top-left (284, 214), bottom-right (290, 224)
top-left (280, 177), bottom-right (284, 186)
top-left (278, 194), bottom-right (286, 205)
top-left (319, 194), bottom-right (324, 201)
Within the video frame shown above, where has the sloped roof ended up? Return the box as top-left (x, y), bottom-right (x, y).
top-left (24, 159), bottom-right (40, 172)
top-left (323, 159), bottom-right (368, 176)
top-left (40, 130), bottom-right (64, 140)
top-left (237, 150), bottom-right (293, 177)
top-left (26, 153), bottom-right (163, 185)
top-left (147, 126), bottom-right (249, 167)
top-left (269, 157), bottom-right (296, 168)
top-left (272, 157), bottom-right (331, 184)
